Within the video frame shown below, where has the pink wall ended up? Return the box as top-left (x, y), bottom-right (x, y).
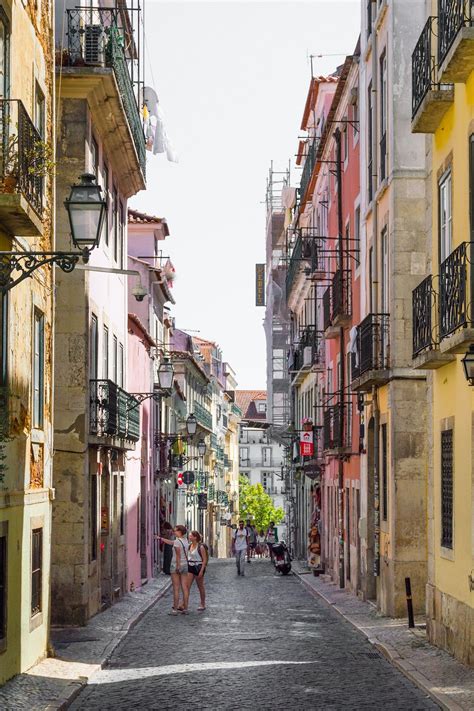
top-left (126, 316), bottom-right (153, 590)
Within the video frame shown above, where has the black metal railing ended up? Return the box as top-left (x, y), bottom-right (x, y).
top-left (90, 379), bottom-right (140, 441)
top-left (368, 158), bottom-right (374, 202)
top-left (412, 275), bottom-right (436, 356)
top-left (438, 0), bottom-right (473, 67)
top-left (380, 132), bottom-right (387, 182)
top-left (323, 402), bottom-right (351, 451)
top-left (292, 325), bottom-right (324, 371)
top-left (0, 100), bottom-right (43, 215)
top-left (323, 287), bottom-right (331, 331)
top-left (412, 17), bottom-right (438, 117)
top-left (286, 232), bottom-right (302, 297)
top-left (439, 241), bottom-right (472, 338)
top-left (332, 268), bottom-right (352, 321)
top-left (64, 8), bottom-right (146, 177)
top-left (354, 313), bottom-right (390, 376)
top-left (299, 136), bottom-right (319, 203)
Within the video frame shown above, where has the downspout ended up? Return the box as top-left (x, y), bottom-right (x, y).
top-left (370, 2), bottom-right (380, 580)
top-left (334, 127), bottom-right (345, 589)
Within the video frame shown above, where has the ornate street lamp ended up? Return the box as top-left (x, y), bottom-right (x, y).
top-left (0, 173), bottom-right (106, 292)
top-left (197, 439), bottom-right (207, 457)
top-left (186, 413), bottom-right (197, 436)
top-left (462, 344), bottom-right (474, 386)
top-left (157, 357), bottom-right (174, 391)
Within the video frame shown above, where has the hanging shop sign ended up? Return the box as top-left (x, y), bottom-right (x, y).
top-left (101, 506), bottom-right (109, 535)
top-left (255, 264), bottom-right (265, 306)
top-left (300, 429), bottom-right (314, 457)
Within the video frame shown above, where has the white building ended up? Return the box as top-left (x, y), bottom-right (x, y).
top-left (235, 391), bottom-right (287, 541)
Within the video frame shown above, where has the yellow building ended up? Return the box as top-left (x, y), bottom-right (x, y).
top-left (0, 0), bottom-right (54, 684)
top-left (411, 0), bottom-right (474, 666)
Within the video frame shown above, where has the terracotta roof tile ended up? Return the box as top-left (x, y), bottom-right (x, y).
top-left (128, 208), bottom-right (169, 231)
top-left (235, 390), bottom-right (267, 418)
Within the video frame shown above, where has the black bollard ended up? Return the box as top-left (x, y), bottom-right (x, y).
top-left (405, 577), bottom-right (415, 628)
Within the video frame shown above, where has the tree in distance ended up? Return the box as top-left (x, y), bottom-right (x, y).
top-left (238, 474), bottom-right (284, 531)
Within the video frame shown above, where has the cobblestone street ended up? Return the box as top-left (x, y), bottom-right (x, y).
top-left (70, 560), bottom-right (438, 710)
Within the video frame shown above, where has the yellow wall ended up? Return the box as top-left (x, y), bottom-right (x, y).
top-left (431, 74), bottom-right (474, 608)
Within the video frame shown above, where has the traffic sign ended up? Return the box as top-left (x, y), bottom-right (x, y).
top-left (177, 472), bottom-right (184, 487)
top-left (183, 470), bottom-right (195, 485)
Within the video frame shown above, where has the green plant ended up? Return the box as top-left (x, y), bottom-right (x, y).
top-left (26, 139), bottom-right (55, 179)
top-left (1, 132), bottom-right (19, 176)
top-left (238, 474), bottom-right (284, 531)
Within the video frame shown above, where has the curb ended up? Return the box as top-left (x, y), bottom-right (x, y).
top-left (295, 572), bottom-right (461, 711)
top-left (51, 579), bottom-right (172, 710)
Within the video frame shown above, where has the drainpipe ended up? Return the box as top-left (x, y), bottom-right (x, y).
top-left (334, 127), bottom-right (345, 589)
top-left (370, 2), bottom-right (380, 580)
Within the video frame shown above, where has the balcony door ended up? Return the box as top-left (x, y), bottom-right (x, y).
top-left (0, 11), bottom-right (9, 99)
top-left (439, 171), bottom-right (452, 264)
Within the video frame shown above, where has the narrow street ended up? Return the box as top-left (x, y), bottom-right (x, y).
top-left (70, 561), bottom-right (437, 710)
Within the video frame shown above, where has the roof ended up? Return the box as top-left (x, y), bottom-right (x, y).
top-left (128, 313), bottom-right (156, 348)
top-left (300, 75), bottom-right (339, 131)
top-left (235, 390), bottom-right (267, 419)
top-left (128, 209), bottom-right (170, 235)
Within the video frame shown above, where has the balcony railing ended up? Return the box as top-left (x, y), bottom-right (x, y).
top-left (193, 401), bottom-right (213, 430)
top-left (210, 433), bottom-right (218, 450)
top-left (323, 402), bottom-right (351, 451)
top-left (413, 275), bottom-right (436, 356)
top-left (413, 17), bottom-right (438, 117)
top-left (65, 8), bottom-right (146, 177)
top-left (438, 0), bottom-right (473, 67)
top-left (291, 325), bottom-right (324, 372)
top-left (323, 287), bottom-right (331, 331)
top-left (355, 313), bottom-right (390, 376)
top-left (0, 99), bottom-right (43, 216)
top-left (332, 268), bottom-right (352, 322)
top-left (286, 232), bottom-right (302, 297)
top-left (439, 241), bottom-right (472, 338)
top-left (90, 379), bottom-right (140, 441)
top-left (299, 136), bottom-right (319, 203)
top-left (380, 132), bottom-right (387, 182)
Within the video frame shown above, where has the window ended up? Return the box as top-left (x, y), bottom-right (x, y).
top-left (0, 293), bottom-right (7, 386)
top-left (34, 83), bottom-right (45, 139)
top-left (239, 447), bottom-right (249, 465)
top-left (439, 171), bottom-right (452, 264)
top-left (441, 429), bottom-right (453, 549)
top-left (0, 532), bottom-right (6, 641)
top-left (369, 246), bottom-right (374, 312)
top-left (90, 473), bottom-right (97, 561)
top-left (119, 343), bottom-right (124, 388)
top-left (352, 89), bottom-right (359, 143)
top-left (103, 163), bottom-right (110, 246)
top-left (262, 447), bottom-right (272, 466)
top-left (102, 325), bottom-right (109, 379)
top-left (113, 335), bottom-right (118, 384)
top-left (33, 310), bottom-right (44, 429)
top-left (367, 82), bottom-right (374, 202)
top-left (257, 402), bottom-right (267, 413)
top-left (90, 314), bottom-right (98, 380)
top-left (0, 11), bottom-right (10, 99)
top-left (343, 121), bottom-right (349, 164)
top-left (91, 136), bottom-right (99, 178)
top-left (119, 201), bottom-right (125, 268)
top-left (381, 227), bottom-right (389, 314)
top-left (239, 429), bottom-right (248, 444)
top-left (380, 51), bottom-right (387, 182)
top-left (120, 476), bottom-right (125, 536)
top-left (367, 0), bottom-right (373, 38)
top-left (381, 423), bottom-right (388, 521)
top-left (354, 207), bottom-right (361, 266)
top-left (31, 528), bottom-right (42, 616)
top-left (262, 471), bottom-right (274, 493)
top-left (113, 187), bottom-right (118, 262)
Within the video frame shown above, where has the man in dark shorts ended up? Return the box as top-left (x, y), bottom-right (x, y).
top-left (246, 519), bottom-right (257, 563)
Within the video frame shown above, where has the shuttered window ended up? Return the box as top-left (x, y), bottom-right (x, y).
top-left (31, 528), bottom-right (42, 616)
top-left (441, 429), bottom-right (453, 549)
top-left (0, 535), bottom-right (6, 639)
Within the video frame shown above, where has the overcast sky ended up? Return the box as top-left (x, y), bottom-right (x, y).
top-left (132, 1), bottom-right (360, 389)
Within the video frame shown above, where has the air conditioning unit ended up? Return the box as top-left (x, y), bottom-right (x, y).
top-left (84, 25), bottom-right (103, 65)
top-left (303, 346), bottom-right (312, 367)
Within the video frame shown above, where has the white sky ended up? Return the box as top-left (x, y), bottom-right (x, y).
top-left (131, 1), bottom-right (360, 388)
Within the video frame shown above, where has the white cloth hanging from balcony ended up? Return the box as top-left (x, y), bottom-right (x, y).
top-left (142, 86), bottom-right (179, 163)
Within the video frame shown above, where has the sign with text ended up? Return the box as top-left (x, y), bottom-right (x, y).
top-left (299, 430), bottom-right (314, 457)
top-left (255, 264), bottom-right (265, 306)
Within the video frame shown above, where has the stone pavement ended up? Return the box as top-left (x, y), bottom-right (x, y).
top-left (0, 575), bottom-right (171, 710)
top-left (69, 559), bottom-right (438, 710)
top-left (293, 561), bottom-right (474, 711)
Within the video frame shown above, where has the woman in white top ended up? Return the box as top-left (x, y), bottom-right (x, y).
top-left (184, 530), bottom-right (209, 611)
top-left (157, 524), bottom-right (189, 615)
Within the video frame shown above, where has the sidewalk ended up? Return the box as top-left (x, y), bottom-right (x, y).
top-left (0, 576), bottom-right (171, 711)
top-left (293, 561), bottom-right (474, 711)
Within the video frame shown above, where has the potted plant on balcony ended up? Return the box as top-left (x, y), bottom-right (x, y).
top-left (0, 132), bottom-right (20, 193)
top-left (26, 139), bottom-right (55, 180)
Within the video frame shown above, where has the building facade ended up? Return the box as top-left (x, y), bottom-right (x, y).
top-left (51, 0), bottom-right (146, 624)
top-left (410, 0), bottom-right (474, 664)
top-left (0, 0), bottom-right (54, 682)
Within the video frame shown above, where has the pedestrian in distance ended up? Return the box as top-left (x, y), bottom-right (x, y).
top-left (156, 524), bottom-right (189, 615)
top-left (161, 521), bottom-right (174, 575)
top-left (265, 521), bottom-right (278, 560)
top-left (256, 529), bottom-right (266, 558)
top-left (184, 530), bottom-right (209, 611)
top-left (232, 520), bottom-right (249, 576)
top-left (246, 519), bottom-right (257, 563)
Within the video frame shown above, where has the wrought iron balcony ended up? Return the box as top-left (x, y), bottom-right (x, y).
top-left (323, 402), bottom-right (351, 452)
top-left (379, 133), bottom-right (387, 182)
top-left (412, 16), bottom-right (454, 130)
top-left (291, 325), bottom-right (324, 374)
top-left (90, 379), bottom-right (140, 442)
top-left (299, 136), bottom-right (319, 204)
top-left (331, 268), bottom-right (352, 325)
top-left (438, 0), bottom-right (473, 68)
top-left (413, 275), bottom-right (436, 357)
top-left (439, 241), bottom-right (474, 339)
top-left (0, 99), bottom-right (44, 235)
top-left (286, 232), bottom-right (302, 297)
top-left (356, 313), bottom-right (390, 376)
top-left (210, 433), bottom-right (218, 450)
top-left (64, 8), bottom-right (146, 178)
top-left (193, 401), bottom-right (213, 431)
top-left (323, 287), bottom-right (332, 331)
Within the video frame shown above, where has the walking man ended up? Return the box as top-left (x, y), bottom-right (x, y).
top-left (232, 520), bottom-right (249, 576)
top-left (246, 519), bottom-right (257, 563)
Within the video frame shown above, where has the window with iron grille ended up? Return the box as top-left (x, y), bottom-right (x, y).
top-left (31, 528), bottom-right (42, 616)
top-left (381, 423), bottom-right (388, 521)
top-left (33, 309), bottom-right (44, 429)
top-left (441, 429), bottom-right (453, 549)
top-left (90, 473), bottom-right (97, 561)
top-left (0, 534), bottom-right (6, 640)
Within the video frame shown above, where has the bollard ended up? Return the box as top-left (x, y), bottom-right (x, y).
top-left (405, 577), bottom-right (415, 628)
